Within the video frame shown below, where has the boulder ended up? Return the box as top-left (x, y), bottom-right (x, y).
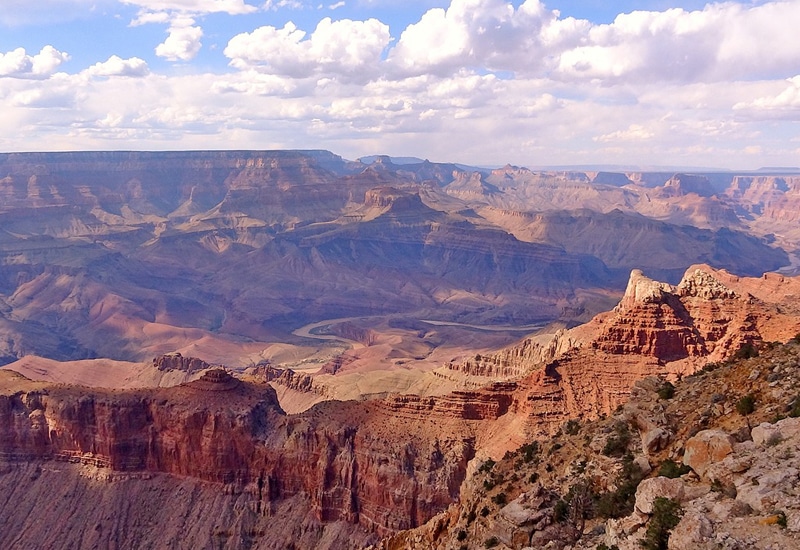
top-left (635, 477), bottom-right (686, 515)
top-left (683, 430), bottom-right (735, 479)
top-left (668, 511), bottom-right (714, 549)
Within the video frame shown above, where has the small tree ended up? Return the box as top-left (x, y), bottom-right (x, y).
top-left (640, 497), bottom-right (682, 550)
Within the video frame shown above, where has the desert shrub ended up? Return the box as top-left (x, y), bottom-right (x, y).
top-left (597, 545), bottom-right (620, 550)
top-left (736, 394), bottom-right (756, 416)
top-left (702, 361), bottom-right (722, 373)
top-left (480, 506), bottom-right (490, 517)
top-left (640, 497), bottom-right (682, 550)
top-left (734, 342), bottom-right (759, 360)
top-left (492, 492), bottom-right (507, 506)
top-left (777, 510), bottom-right (788, 529)
top-left (657, 381), bottom-right (675, 400)
top-left (565, 419), bottom-right (581, 435)
top-left (657, 459), bottom-right (690, 479)
top-left (518, 441), bottom-right (539, 463)
top-left (466, 510), bottom-right (477, 524)
top-left (603, 422), bottom-right (632, 457)
top-left (553, 499), bottom-right (569, 522)
top-left (456, 529), bottom-right (467, 541)
top-left (478, 459), bottom-right (496, 473)
top-left (528, 472), bottom-right (539, 484)
top-left (483, 479), bottom-right (496, 491)
top-left (789, 396), bottom-right (800, 418)
top-left (596, 454), bottom-right (644, 519)
top-left (484, 536), bottom-right (499, 548)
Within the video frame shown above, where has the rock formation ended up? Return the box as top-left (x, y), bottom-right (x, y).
top-left (382, 336), bottom-right (800, 550)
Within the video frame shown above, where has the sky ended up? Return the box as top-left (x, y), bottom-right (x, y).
top-left (1, 0), bottom-right (799, 169)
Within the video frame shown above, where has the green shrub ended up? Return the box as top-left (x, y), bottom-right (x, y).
top-left (657, 459), bottom-right (690, 479)
top-left (657, 381), bottom-right (675, 400)
top-left (478, 459), bottom-right (496, 473)
top-left (553, 499), bottom-right (569, 522)
top-left (518, 441), bottom-right (539, 463)
top-left (789, 396), bottom-right (800, 418)
top-left (565, 419), bottom-right (581, 435)
top-left (734, 342), bottom-right (759, 360)
top-left (736, 394), bottom-right (756, 416)
top-left (596, 454), bottom-right (644, 519)
top-left (603, 422), bottom-right (632, 457)
top-left (639, 497), bottom-right (682, 550)
top-left (776, 510), bottom-right (787, 529)
top-left (492, 492), bottom-right (507, 506)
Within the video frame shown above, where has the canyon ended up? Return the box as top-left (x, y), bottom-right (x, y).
top-left (2, 263), bottom-right (799, 548)
top-left (1, 150), bottom-right (800, 548)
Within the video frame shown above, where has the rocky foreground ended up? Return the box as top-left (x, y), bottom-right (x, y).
top-left (384, 337), bottom-right (800, 550)
top-left (1, 265), bottom-right (799, 548)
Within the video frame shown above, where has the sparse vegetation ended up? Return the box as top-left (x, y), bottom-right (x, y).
top-left (776, 510), bottom-right (788, 529)
top-left (491, 492), bottom-right (507, 506)
top-left (734, 342), bottom-right (759, 360)
top-left (456, 529), bottom-right (467, 541)
top-left (484, 535), bottom-right (499, 548)
top-left (478, 459), bottom-right (496, 474)
top-left (736, 394), bottom-right (756, 416)
top-left (789, 396), bottom-right (800, 418)
top-left (603, 421), bottom-right (632, 457)
top-left (657, 381), bottom-right (675, 400)
top-left (518, 441), bottom-right (539, 463)
top-left (596, 454), bottom-right (644, 519)
top-left (565, 419), bottom-right (581, 435)
top-left (657, 459), bottom-right (690, 479)
top-left (639, 497), bottom-right (682, 550)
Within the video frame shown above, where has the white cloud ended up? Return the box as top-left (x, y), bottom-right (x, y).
top-left (156, 18), bottom-right (204, 61)
top-left (734, 75), bottom-right (800, 116)
top-left (264, 0), bottom-right (304, 10)
top-left (120, 0), bottom-right (257, 15)
top-left (225, 17), bottom-right (390, 80)
top-left (386, 0), bottom-right (588, 77)
top-left (86, 55), bottom-right (150, 77)
top-left (130, 11), bottom-right (172, 26)
top-left (0, 46), bottom-right (70, 79)
top-left (594, 124), bottom-right (655, 143)
top-left (329, 1), bottom-right (345, 9)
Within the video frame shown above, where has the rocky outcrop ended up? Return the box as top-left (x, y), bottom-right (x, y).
top-left (153, 352), bottom-right (215, 373)
top-left (382, 337), bottom-right (800, 550)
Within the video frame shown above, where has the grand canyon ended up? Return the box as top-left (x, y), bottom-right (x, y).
top-left (2, 150), bottom-right (800, 549)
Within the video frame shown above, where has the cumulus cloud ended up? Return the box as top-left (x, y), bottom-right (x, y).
top-left (385, 0), bottom-right (594, 78)
top-left (385, 0), bottom-right (800, 84)
top-left (156, 18), bottom-right (203, 61)
top-left (734, 76), bottom-right (800, 117)
top-left (225, 17), bottom-right (390, 80)
top-left (86, 55), bottom-right (150, 77)
top-left (0, 46), bottom-right (70, 79)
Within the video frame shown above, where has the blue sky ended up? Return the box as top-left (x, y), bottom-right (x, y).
top-left (1, 0), bottom-right (798, 169)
